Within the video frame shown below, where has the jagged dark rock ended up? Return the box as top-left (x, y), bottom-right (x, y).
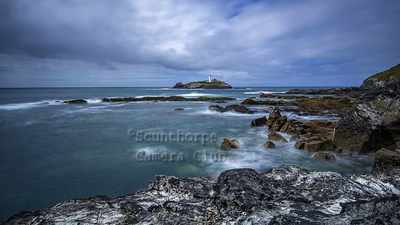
top-left (221, 138), bottom-right (240, 150)
top-left (4, 166), bottom-right (400, 225)
top-left (266, 108), bottom-right (337, 152)
top-left (173, 80), bottom-right (232, 89)
top-left (251, 116), bottom-right (267, 127)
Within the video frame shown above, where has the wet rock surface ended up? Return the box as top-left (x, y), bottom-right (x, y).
top-left (264, 141), bottom-right (276, 149)
top-left (251, 116), bottom-right (267, 127)
top-left (268, 131), bottom-right (288, 143)
top-left (373, 148), bottom-right (400, 174)
top-left (4, 166), bottom-right (400, 225)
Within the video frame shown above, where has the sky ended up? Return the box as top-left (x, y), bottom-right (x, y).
top-left (0, 0), bottom-right (399, 87)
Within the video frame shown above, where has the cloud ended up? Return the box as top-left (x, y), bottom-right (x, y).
top-left (0, 0), bottom-right (399, 87)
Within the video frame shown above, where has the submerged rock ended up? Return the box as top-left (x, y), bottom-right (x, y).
top-left (208, 104), bottom-right (253, 114)
top-left (64, 99), bottom-right (88, 104)
top-left (5, 166), bottom-right (400, 225)
top-left (312, 151), bottom-right (337, 161)
top-left (174, 108), bottom-right (184, 111)
top-left (267, 131), bottom-right (288, 143)
top-left (221, 138), bottom-right (240, 150)
top-left (264, 141), bottom-right (276, 149)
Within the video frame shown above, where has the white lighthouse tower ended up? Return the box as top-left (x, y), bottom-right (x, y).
top-left (208, 74), bottom-right (212, 83)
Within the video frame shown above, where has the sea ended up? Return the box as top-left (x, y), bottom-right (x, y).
top-left (0, 87), bottom-right (373, 220)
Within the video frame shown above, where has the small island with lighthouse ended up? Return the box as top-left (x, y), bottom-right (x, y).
top-left (173, 75), bottom-right (232, 89)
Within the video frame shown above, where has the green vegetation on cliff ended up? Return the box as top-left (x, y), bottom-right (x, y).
top-left (362, 64), bottom-right (400, 89)
top-left (368, 64), bottom-right (400, 81)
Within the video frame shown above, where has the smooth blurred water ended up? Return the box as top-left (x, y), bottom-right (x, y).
top-left (0, 87), bottom-right (372, 220)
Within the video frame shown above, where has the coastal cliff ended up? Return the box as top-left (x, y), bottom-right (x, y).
top-left (334, 64), bottom-right (400, 154)
top-left (173, 80), bottom-right (232, 89)
top-left (4, 166), bottom-right (400, 225)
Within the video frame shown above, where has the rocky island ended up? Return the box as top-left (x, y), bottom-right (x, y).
top-left (3, 64), bottom-right (400, 225)
top-left (173, 77), bottom-right (232, 89)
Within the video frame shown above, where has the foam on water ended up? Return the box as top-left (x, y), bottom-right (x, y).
top-left (244, 91), bottom-right (287, 95)
top-left (177, 92), bottom-right (219, 98)
top-left (85, 98), bottom-right (102, 104)
top-left (0, 100), bottom-right (62, 110)
top-left (285, 113), bottom-right (338, 121)
top-left (193, 108), bottom-right (266, 117)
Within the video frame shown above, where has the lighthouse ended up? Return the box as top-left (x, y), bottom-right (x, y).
top-left (208, 74), bottom-right (212, 83)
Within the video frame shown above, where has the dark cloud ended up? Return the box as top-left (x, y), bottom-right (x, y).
top-left (0, 0), bottom-right (399, 87)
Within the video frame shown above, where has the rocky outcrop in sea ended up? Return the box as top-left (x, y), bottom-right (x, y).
top-left (173, 80), bottom-right (232, 89)
top-left (4, 166), bottom-right (400, 225)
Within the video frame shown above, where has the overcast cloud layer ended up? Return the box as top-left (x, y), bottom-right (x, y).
top-left (0, 0), bottom-right (399, 87)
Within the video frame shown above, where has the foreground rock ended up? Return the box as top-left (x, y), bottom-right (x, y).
top-left (373, 148), bottom-right (400, 174)
top-left (5, 166), bottom-right (400, 225)
top-left (221, 138), bottom-right (240, 150)
top-left (173, 79), bottom-right (232, 89)
top-left (209, 104), bottom-right (253, 114)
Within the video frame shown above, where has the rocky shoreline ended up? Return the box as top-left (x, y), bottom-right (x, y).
top-left (4, 166), bottom-right (400, 224)
top-left (4, 64), bottom-right (400, 224)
